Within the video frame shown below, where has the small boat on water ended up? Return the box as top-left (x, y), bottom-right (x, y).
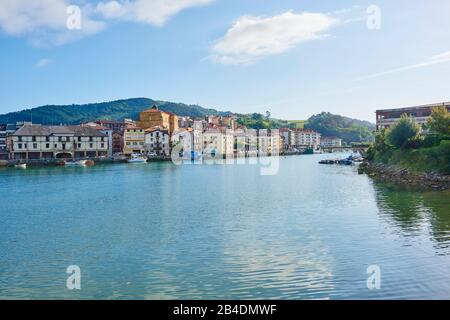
top-left (15, 163), bottom-right (27, 169)
top-left (319, 154), bottom-right (361, 166)
top-left (319, 159), bottom-right (338, 165)
top-left (128, 153), bottom-right (147, 163)
top-left (64, 159), bottom-right (94, 166)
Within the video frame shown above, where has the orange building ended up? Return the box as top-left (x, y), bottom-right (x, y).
top-left (138, 105), bottom-right (178, 134)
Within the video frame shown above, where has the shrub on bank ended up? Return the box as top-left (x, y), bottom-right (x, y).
top-left (385, 114), bottom-right (421, 148)
top-left (372, 140), bottom-right (450, 174)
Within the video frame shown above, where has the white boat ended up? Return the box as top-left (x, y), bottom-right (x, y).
top-left (15, 163), bottom-right (27, 169)
top-left (64, 160), bottom-right (91, 166)
top-left (128, 153), bottom-right (147, 163)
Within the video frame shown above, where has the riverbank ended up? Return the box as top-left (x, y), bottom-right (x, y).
top-left (359, 161), bottom-right (450, 191)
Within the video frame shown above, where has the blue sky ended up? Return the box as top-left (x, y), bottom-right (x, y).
top-left (1, 0), bottom-right (450, 122)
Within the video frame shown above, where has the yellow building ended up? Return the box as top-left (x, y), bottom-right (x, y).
top-left (138, 105), bottom-right (178, 135)
top-left (123, 125), bottom-right (145, 155)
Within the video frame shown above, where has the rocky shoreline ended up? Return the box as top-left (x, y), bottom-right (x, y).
top-left (358, 161), bottom-right (450, 191)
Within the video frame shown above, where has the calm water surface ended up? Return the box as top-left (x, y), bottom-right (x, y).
top-left (0, 154), bottom-right (449, 299)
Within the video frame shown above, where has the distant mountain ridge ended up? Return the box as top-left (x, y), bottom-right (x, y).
top-left (0, 98), bottom-right (230, 125)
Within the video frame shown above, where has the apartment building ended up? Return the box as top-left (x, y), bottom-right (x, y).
top-left (258, 129), bottom-right (281, 156)
top-left (279, 128), bottom-right (295, 150)
top-left (123, 125), bottom-right (145, 155)
top-left (202, 127), bottom-right (234, 158)
top-left (144, 126), bottom-right (170, 157)
top-left (293, 129), bottom-right (321, 148)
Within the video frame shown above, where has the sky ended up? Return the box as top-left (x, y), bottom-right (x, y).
top-left (0, 0), bottom-right (450, 122)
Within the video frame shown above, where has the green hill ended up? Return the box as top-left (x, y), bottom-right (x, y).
top-left (304, 112), bottom-right (375, 144)
top-left (0, 98), bottom-right (230, 125)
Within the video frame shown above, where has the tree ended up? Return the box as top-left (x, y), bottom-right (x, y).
top-left (427, 106), bottom-right (450, 137)
top-left (386, 114), bottom-right (420, 148)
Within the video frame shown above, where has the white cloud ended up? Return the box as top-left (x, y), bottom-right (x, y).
top-left (0, 0), bottom-right (105, 46)
top-left (355, 50), bottom-right (450, 81)
top-left (96, 0), bottom-right (214, 27)
top-left (211, 11), bottom-right (339, 65)
top-left (0, 0), bottom-right (213, 46)
top-left (35, 58), bottom-right (52, 68)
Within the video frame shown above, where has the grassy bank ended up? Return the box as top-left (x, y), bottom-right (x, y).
top-left (370, 140), bottom-right (450, 174)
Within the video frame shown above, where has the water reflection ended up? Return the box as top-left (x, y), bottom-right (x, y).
top-left (374, 183), bottom-right (450, 254)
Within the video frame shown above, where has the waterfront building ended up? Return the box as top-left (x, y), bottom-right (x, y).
top-left (320, 136), bottom-right (342, 148)
top-left (192, 121), bottom-right (204, 156)
top-left (138, 105), bottom-right (179, 135)
top-left (258, 129), bottom-right (281, 156)
top-left (144, 126), bottom-right (170, 157)
top-left (112, 131), bottom-right (124, 155)
top-left (7, 124), bottom-right (108, 160)
top-left (93, 120), bottom-right (126, 155)
top-left (202, 127), bottom-right (234, 158)
top-left (171, 128), bottom-right (194, 160)
top-left (376, 102), bottom-right (450, 131)
top-left (279, 128), bottom-right (295, 150)
top-left (123, 125), bottom-right (145, 155)
top-left (293, 129), bottom-right (321, 148)
top-left (0, 124), bottom-right (7, 160)
top-left (84, 123), bottom-right (113, 157)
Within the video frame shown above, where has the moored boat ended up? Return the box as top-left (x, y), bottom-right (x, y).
top-left (15, 163), bottom-right (27, 169)
top-left (128, 153), bottom-right (147, 163)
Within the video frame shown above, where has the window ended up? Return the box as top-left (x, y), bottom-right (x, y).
top-left (33, 143), bottom-right (37, 149)
top-left (18, 143), bottom-right (22, 149)
top-left (32, 136), bottom-right (36, 142)
top-left (24, 143), bottom-right (27, 148)
top-left (126, 142), bottom-right (131, 146)
top-left (18, 136), bottom-right (22, 142)
top-left (89, 137), bottom-right (93, 142)
top-left (54, 144), bottom-right (58, 148)
top-left (46, 143), bottom-right (50, 149)
top-left (101, 143), bottom-right (105, 148)
top-left (89, 143), bottom-right (93, 148)
top-left (46, 136), bottom-right (50, 142)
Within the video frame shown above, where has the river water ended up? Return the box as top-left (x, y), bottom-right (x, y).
top-left (0, 154), bottom-right (449, 299)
